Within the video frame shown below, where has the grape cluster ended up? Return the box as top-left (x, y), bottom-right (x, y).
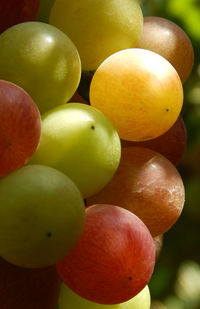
top-left (0, 0), bottom-right (194, 308)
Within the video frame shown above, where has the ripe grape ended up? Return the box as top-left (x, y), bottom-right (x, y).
top-left (50, 0), bottom-right (143, 71)
top-left (90, 48), bottom-right (183, 141)
top-left (0, 80), bottom-right (41, 177)
top-left (57, 204), bottom-right (155, 304)
top-left (0, 165), bottom-right (85, 268)
top-left (0, 0), bottom-right (40, 33)
top-left (58, 282), bottom-right (151, 309)
top-left (0, 22), bottom-right (81, 113)
top-left (30, 103), bottom-right (121, 198)
top-left (121, 116), bottom-right (187, 166)
top-left (137, 16), bottom-right (194, 83)
top-left (87, 147), bottom-right (185, 236)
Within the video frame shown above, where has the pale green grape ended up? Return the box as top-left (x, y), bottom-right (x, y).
top-left (0, 22), bottom-right (81, 113)
top-left (0, 165), bottom-right (85, 268)
top-left (50, 0), bottom-right (143, 71)
top-left (58, 283), bottom-right (151, 309)
top-left (30, 103), bottom-right (121, 198)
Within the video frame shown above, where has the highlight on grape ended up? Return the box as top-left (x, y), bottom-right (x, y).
top-left (0, 0), bottom-right (195, 308)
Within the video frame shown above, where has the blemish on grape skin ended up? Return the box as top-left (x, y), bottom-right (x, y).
top-left (46, 232), bottom-right (52, 238)
top-left (128, 276), bottom-right (132, 281)
top-left (91, 125), bottom-right (95, 130)
top-left (166, 108), bottom-right (169, 112)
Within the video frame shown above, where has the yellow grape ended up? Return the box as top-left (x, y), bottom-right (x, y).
top-left (90, 48), bottom-right (183, 141)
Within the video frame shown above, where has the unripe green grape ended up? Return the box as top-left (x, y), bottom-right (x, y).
top-left (0, 165), bottom-right (85, 268)
top-left (0, 22), bottom-right (81, 113)
top-left (58, 283), bottom-right (151, 309)
top-left (30, 103), bottom-right (121, 198)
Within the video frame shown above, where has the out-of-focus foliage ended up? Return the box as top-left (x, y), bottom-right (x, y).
top-left (139, 1), bottom-right (200, 309)
top-left (166, 0), bottom-right (200, 41)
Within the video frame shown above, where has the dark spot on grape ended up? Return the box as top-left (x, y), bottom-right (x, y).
top-left (166, 108), bottom-right (169, 112)
top-left (8, 142), bottom-right (12, 146)
top-left (128, 276), bottom-right (132, 280)
top-left (46, 232), bottom-right (52, 238)
top-left (91, 125), bottom-right (95, 130)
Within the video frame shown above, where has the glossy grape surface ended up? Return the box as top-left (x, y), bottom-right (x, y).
top-left (31, 103), bottom-right (121, 198)
top-left (0, 22), bottom-right (81, 113)
top-left (90, 48), bottom-right (183, 141)
top-left (137, 16), bottom-right (194, 83)
top-left (50, 0), bottom-right (143, 70)
top-left (0, 165), bottom-right (85, 268)
top-left (58, 283), bottom-right (151, 309)
top-left (0, 80), bottom-right (41, 177)
top-left (87, 147), bottom-right (185, 236)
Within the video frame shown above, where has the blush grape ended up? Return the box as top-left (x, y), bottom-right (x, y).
top-left (87, 147), bottom-right (185, 236)
top-left (57, 204), bottom-right (155, 305)
top-left (0, 80), bottom-right (41, 177)
top-left (137, 16), bottom-right (194, 83)
top-left (121, 116), bottom-right (187, 166)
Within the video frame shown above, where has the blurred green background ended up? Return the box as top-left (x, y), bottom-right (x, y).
top-left (139, 0), bottom-right (200, 308)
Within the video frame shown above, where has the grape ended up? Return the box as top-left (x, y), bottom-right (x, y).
top-left (58, 282), bottom-right (151, 309)
top-left (0, 80), bottom-right (41, 177)
top-left (121, 116), bottom-right (187, 166)
top-left (0, 165), bottom-right (85, 268)
top-left (87, 147), bottom-right (185, 236)
top-left (49, 0), bottom-right (143, 71)
top-left (90, 48), bottom-right (183, 141)
top-left (57, 204), bottom-right (155, 304)
top-left (30, 103), bottom-right (121, 198)
top-left (0, 22), bottom-right (81, 113)
top-left (0, 257), bottom-right (60, 309)
top-left (137, 16), bottom-right (194, 83)
top-left (0, 0), bottom-right (40, 33)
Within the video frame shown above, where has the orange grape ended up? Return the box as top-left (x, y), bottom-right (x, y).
top-left (90, 48), bottom-right (183, 141)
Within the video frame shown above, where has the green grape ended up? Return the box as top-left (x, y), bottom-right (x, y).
top-left (50, 0), bottom-right (143, 71)
top-left (30, 103), bottom-right (121, 198)
top-left (58, 283), bottom-right (151, 309)
top-left (0, 22), bottom-right (81, 113)
top-left (0, 165), bottom-right (85, 268)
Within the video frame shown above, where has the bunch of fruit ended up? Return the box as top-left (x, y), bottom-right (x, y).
top-left (0, 0), bottom-right (194, 308)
